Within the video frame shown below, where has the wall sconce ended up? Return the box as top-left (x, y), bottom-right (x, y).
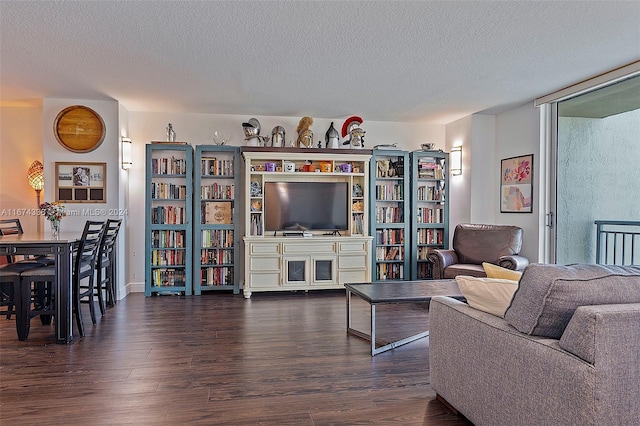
top-left (27, 160), bottom-right (45, 233)
top-left (121, 137), bottom-right (133, 170)
top-left (450, 146), bottom-right (462, 176)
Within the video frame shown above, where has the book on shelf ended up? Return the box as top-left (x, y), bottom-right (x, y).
top-left (385, 246), bottom-right (400, 260)
top-left (204, 201), bottom-right (232, 224)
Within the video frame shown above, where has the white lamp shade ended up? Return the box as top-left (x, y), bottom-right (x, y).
top-left (450, 146), bottom-right (462, 176)
top-left (122, 137), bottom-right (133, 169)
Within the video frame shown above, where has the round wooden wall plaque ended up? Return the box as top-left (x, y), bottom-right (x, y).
top-left (54, 105), bottom-right (106, 153)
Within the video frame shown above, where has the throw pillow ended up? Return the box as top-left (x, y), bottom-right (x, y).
top-left (504, 263), bottom-right (640, 339)
top-left (482, 262), bottom-right (522, 281)
top-left (455, 276), bottom-right (519, 318)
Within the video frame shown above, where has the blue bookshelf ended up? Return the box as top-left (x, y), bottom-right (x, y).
top-left (145, 143), bottom-right (193, 296)
top-left (410, 150), bottom-right (449, 279)
top-left (193, 145), bottom-right (240, 294)
top-left (369, 149), bottom-right (410, 281)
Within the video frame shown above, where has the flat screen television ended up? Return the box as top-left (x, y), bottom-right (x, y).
top-left (264, 181), bottom-right (349, 233)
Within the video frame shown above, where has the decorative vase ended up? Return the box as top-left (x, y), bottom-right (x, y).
top-left (51, 219), bottom-right (60, 237)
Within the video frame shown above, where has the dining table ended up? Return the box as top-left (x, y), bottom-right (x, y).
top-left (0, 231), bottom-right (81, 343)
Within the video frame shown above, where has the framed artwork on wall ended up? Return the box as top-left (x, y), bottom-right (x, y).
top-left (55, 162), bottom-right (106, 203)
top-left (500, 154), bottom-right (533, 213)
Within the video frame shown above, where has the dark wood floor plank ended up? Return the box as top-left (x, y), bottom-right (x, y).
top-left (0, 291), bottom-right (471, 425)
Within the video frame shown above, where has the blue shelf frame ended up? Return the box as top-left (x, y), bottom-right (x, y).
top-left (145, 143), bottom-right (193, 296)
top-left (369, 149), bottom-right (410, 281)
top-left (193, 145), bottom-right (240, 295)
top-left (410, 150), bottom-right (449, 280)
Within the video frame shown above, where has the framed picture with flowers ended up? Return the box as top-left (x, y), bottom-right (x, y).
top-left (55, 162), bottom-right (106, 203)
top-left (500, 154), bottom-right (533, 213)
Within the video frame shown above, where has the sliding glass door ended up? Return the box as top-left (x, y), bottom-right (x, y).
top-left (552, 75), bottom-right (640, 264)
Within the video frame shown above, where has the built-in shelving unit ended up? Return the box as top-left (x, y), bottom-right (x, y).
top-left (193, 145), bottom-right (240, 294)
top-left (410, 150), bottom-right (449, 279)
top-left (145, 143), bottom-right (193, 296)
top-left (369, 149), bottom-right (410, 280)
top-left (241, 147), bottom-right (372, 298)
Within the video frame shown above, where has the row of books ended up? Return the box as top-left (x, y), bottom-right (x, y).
top-left (418, 159), bottom-right (444, 179)
top-left (151, 268), bottom-right (186, 287)
top-left (201, 229), bottom-right (234, 248)
top-left (200, 266), bottom-right (234, 286)
top-left (375, 263), bottom-right (404, 280)
top-left (151, 206), bottom-right (186, 224)
top-left (375, 228), bottom-right (404, 245)
top-left (375, 246), bottom-right (404, 261)
top-left (151, 230), bottom-right (185, 248)
top-left (200, 248), bottom-right (234, 265)
top-left (375, 206), bottom-right (404, 223)
top-left (375, 184), bottom-right (404, 201)
top-left (201, 158), bottom-right (234, 176)
top-left (352, 213), bottom-right (364, 235)
top-left (150, 249), bottom-right (185, 266)
top-left (416, 207), bottom-right (445, 224)
top-left (201, 183), bottom-right (234, 200)
top-left (417, 185), bottom-right (445, 201)
top-left (250, 214), bottom-right (263, 236)
top-left (415, 262), bottom-right (434, 279)
top-left (416, 228), bottom-right (444, 245)
top-left (151, 157), bottom-right (188, 175)
top-left (151, 182), bottom-right (187, 200)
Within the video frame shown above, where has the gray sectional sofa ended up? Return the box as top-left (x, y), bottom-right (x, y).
top-left (429, 264), bottom-right (640, 426)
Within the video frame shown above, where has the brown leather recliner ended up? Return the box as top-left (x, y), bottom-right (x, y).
top-left (428, 223), bottom-right (529, 279)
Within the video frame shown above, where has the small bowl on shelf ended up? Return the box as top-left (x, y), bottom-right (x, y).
top-left (421, 143), bottom-right (435, 150)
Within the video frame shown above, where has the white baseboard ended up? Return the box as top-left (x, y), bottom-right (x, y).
top-left (125, 281), bottom-right (145, 295)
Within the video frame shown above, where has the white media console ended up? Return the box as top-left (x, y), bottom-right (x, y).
top-left (242, 148), bottom-right (373, 298)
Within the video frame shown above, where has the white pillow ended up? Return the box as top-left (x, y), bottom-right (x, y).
top-left (455, 276), bottom-right (519, 318)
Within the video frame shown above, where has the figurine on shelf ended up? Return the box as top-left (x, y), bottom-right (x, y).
top-left (243, 118), bottom-right (269, 147)
top-left (166, 123), bottom-right (176, 142)
top-left (325, 122), bottom-right (340, 149)
top-left (296, 116), bottom-right (314, 148)
top-left (271, 126), bottom-right (286, 147)
top-left (341, 116), bottom-right (365, 149)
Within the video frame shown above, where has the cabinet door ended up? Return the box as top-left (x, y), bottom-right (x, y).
top-left (283, 256), bottom-right (310, 286)
top-left (311, 256), bottom-right (337, 285)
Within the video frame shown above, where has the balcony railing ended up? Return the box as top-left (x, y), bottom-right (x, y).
top-left (595, 220), bottom-right (640, 266)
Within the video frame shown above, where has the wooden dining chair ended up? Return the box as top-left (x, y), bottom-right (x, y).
top-left (0, 218), bottom-right (43, 320)
top-left (18, 220), bottom-right (107, 339)
top-left (95, 219), bottom-right (122, 315)
top-left (0, 218), bottom-right (24, 235)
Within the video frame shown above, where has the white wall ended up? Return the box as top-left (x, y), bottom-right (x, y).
top-left (42, 98), bottom-right (128, 298)
top-left (445, 103), bottom-right (540, 262)
top-left (0, 103), bottom-right (44, 232)
top-left (2, 99), bottom-right (544, 294)
top-left (470, 115), bottom-right (497, 223)
top-left (494, 102), bottom-right (541, 262)
top-left (445, 115), bottom-right (472, 238)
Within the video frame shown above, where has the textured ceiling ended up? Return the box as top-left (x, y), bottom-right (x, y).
top-left (1, 1), bottom-right (639, 124)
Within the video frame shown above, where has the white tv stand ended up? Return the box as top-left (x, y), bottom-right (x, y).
top-left (241, 148), bottom-right (372, 298)
top-left (243, 235), bottom-right (372, 298)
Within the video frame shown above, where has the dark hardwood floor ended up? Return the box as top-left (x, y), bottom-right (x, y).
top-left (0, 290), bottom-right (472, 425)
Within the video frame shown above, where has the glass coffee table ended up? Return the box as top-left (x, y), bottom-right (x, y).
top-left (345, 280), bottom-right (464, 356)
